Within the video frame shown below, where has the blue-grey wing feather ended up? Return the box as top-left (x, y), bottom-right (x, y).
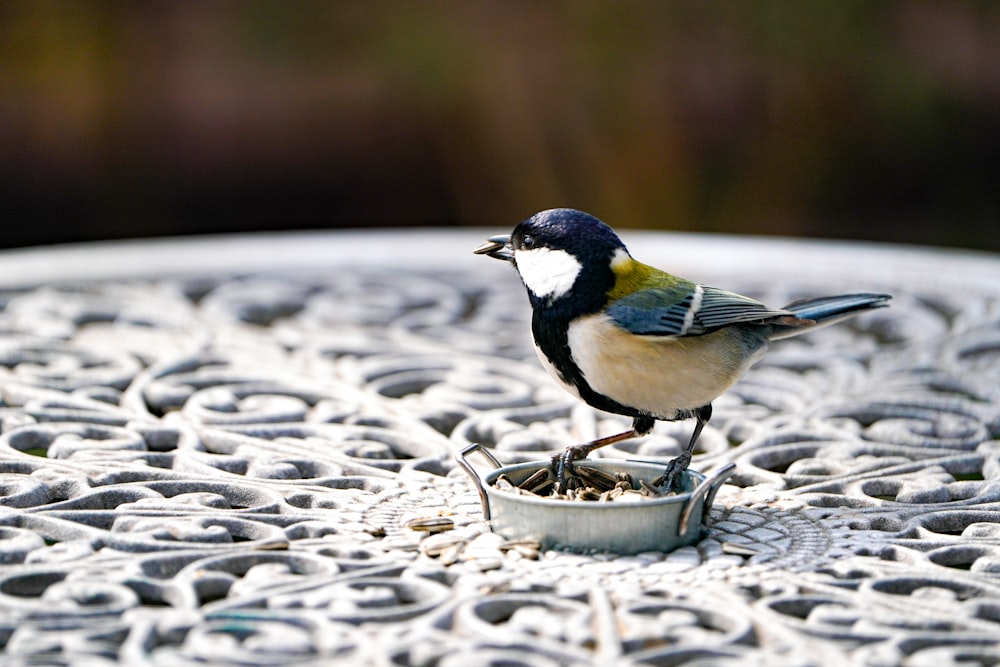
top-left (608, 285), bottom-right (791, 336)
top-left (695, 287), bottom-right (791, 329)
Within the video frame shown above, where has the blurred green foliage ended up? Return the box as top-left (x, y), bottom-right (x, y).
top-left (1, 1), bottom-right (997, 249)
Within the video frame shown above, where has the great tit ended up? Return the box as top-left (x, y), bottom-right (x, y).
top-left (475, 208), bottom-right (890, 492)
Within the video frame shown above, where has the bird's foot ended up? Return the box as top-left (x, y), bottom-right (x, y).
top-left (551, 445), bottom-right (589, 492)
top-left (652, 451), bottom-right (692, 494)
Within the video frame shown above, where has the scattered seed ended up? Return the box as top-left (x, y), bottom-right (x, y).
top-left (405, 516), bottom-right (455, 533)
top-left (440, 543), bottom-right (464, 565)
top-left (421, 533), bottom-right (467, 557)
top-left (498, 538), bottom-right (541, 559)
top-left (721, 542), bottom-right (768, 557)
top-left (364, 524), bottom-right (387, 538)
top-left (499, 538), bottom-right (541, 551)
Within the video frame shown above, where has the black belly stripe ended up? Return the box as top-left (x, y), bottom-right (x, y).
top-left (532, 310), bottom-right (655, 420)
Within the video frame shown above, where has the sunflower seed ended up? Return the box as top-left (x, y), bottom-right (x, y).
top-left (440, 543), bottom-right (464, 565)
top-left (404, 516), bottom-right (455, 533)
top-left (574, 465), bottom-right (620, 491)
top-left (499, 538), bottom-right (541, 551)
top-left (639, 480), bottom-right (664, 497)
top-left (421, 533), bottom-right (467, 556)
top-left (488, 463), bottom-right (675, 503)
top-left (529, 478), bottom-right (555, 495)
top-left (518, 467), bottom-right (550, 490)
top-left (615, 472), bottom-right (634, 487)
top-left (494, 475), bottom-right (516, 491)
top-left (721, 542), bottom-right (769, 556)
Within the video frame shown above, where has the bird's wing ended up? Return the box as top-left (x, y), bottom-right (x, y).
top-left (607, 284), bottom-right (792, 336)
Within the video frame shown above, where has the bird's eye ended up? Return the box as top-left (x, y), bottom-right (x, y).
top-left (522, 234), bottom-right (536, 249)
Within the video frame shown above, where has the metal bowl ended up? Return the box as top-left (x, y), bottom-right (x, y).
top-left (457, 444), bottom-right (735, 554)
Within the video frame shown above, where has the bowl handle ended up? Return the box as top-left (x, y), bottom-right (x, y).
top-left (678, 463), bottom-right (737, 537)
top-left (456, 443), bottom-right (503, 521)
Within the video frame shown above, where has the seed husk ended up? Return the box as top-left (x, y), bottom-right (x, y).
top-left (405, 516), bottom-right (455, 533)
top-left (440, 543), bottom-right (464, 565)
top-left (499, 538), bottom-right (542, 556)
top-left (518, 467), bottom-right (550, 490)
top-left (639, 480), bottom-right (663, 497)
top-left (574, 465), bottom-right (620, 492)
top-left (421, 533), bottom-right (467, 556)
top-left (489, 463), bottom-right (676, 502)
top-left (495, 474), bottom-right (517, 491)
top-left (529, 478), bottom-right (556, 495)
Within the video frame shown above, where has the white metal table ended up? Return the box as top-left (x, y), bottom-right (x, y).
top-left (0, 230), bottom-right (998, 665)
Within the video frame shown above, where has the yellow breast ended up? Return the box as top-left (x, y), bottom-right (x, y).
top-left (563, 313), bottom-right (766, 417)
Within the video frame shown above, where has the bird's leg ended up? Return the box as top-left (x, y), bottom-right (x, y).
top-left (553, 417), bottom-right (655, 491)
top-left (653, 404), bottom-right (712, 493)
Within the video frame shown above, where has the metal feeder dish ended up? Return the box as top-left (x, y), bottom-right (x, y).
top-left (458, 444), bottom-right (736, 554)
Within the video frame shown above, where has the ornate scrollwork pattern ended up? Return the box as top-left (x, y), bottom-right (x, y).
top-left (0, 233), bottom-right (998, 665)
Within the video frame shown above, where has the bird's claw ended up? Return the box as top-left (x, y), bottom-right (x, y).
top-left (653, 451), bottom-right (692, 493)
top-left (551, 445), bottom-right (587, 491)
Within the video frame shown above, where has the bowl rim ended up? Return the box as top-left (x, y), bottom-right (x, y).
top-left (482, 458), bottom-right (706, 509)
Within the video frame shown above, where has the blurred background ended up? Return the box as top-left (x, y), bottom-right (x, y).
top-left (1, 1), bottom-right (998, 251)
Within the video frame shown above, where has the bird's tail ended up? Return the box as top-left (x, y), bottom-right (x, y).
top-left (769, 293), bottom-right (891, 340)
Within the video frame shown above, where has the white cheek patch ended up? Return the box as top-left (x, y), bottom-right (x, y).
top-left (514, 247), bottom-right (582, 300)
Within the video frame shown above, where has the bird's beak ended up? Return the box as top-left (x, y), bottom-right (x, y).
top-left (473, 234), bottom-right (514, 262)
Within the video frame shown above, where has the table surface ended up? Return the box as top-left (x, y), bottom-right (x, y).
top-left (0, 230), bottom-right (998, 666)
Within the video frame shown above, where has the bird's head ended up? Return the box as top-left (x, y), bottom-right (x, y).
top-left (475, 208), bottom-right (629, 313)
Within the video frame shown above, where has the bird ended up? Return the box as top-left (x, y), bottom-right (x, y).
top-left (474, 208), bottom-right (890, 493)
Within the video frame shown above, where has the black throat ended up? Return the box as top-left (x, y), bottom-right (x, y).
top-left (531, 306), bottom-right (651, 420)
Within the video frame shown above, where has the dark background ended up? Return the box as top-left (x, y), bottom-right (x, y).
top-left (2, 1), bottom-right (998, 251)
